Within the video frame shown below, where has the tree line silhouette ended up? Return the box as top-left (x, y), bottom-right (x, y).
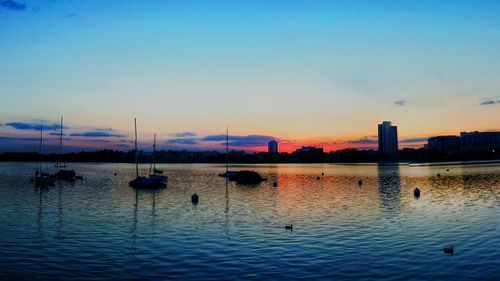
top-left (0, 147), bottom-right (498, 163)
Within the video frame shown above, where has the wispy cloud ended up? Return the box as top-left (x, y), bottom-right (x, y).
top-left (0, 136), bottom-right (39, 141)
top-left (167, 138), bottom-right (199, 145)
top-left (5, 122), bottom-right (62, 131)
top-left (70, 132), bottom-right (126, 138)
top-left (480, 99), bottom-right (500, 105)
top-left (174, 132), bottom-right (197, 138)
top-left (400, 137), bottom-right (429, 143)
top-left (94, 128), bottom-right (114, 132)
top-left (0, 0), bottom-right (27, 11)
top-left (201, 134), bottom-right (275, 147)
top-left (394, 100), bottom-right (407, 106)
top-left (347, 136), bottom-right (378, 144)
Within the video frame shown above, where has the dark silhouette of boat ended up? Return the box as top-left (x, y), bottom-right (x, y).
top-left (54, 117), bottom-right (78, 181)
top-left (129, 119), bottom-right (166, 189)
top-left (217, 126), bottom-right (266, 185)
top-left (219, 170), bottom-right (267, 184)
top-left (34, 124), bottom-right (55, 187)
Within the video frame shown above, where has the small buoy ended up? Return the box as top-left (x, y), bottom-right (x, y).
top-left (191, 193), bottom-right (199, 204)
top-left (317, 176), bottom-right (320, 180)
top-left (113, 173), bottom-right (117, 176)
top-left (358, 180), bottom-right (363, 186)
top-left (285, 225), bottom-right (293, 230)
top-left (273, 181), bottom-right (278, 187)
top-left (437, 173), bottom-right (441, 177)
top-left (414, 187), bottom-right (420, 198)
top-left (443, 247), bottom-right (454, 255)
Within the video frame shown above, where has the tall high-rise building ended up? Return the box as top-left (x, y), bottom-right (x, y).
top-left (268, 140), bottom-right (278, 153)
top-left (378, 121), bottom-right (398, 155)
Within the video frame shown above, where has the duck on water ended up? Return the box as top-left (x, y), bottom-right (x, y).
top-left (217, 126), bottom-right (266, 185)
top-left (129, 119), bottom-right (167, 189)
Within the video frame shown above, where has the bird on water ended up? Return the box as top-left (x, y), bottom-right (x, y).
top-left (443, 247), bottom-right (454, 255)
top-left (191, 193), bottom-right (199, 204)
top-left (285, 225), bottom-right (293, 230)
top-left (414, 187), bottom-right (421, 198)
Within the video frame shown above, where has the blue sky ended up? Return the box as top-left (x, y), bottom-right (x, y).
top-left (1, 0), bottom-right (499, 152)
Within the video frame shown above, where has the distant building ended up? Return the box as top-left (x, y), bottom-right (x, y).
top-left (460, 131), bottom-right (500, 151)
top-left (295, 146), bottom-right (323, 154)
top-left (268, 140), bottom-right (278, 153)
top-left (378, 121), bottom-right (398, 155)
top-left (427, 136), bottom-right (461, 153)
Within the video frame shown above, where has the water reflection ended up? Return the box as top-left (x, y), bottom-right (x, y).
top-left (132, 190), bottom-right (138, 252)
top-left (131, 188), bottom-right (163, 250)
top-left (224, 179), bottom-right (229, 235)
top-left (377, 165), bottom-right (402, 213)
top-left (2, 163), bottom-right (500, 280)
top-left (57, 183), bottom-right (63, 240)
top-left (36, 186), bottom-right (49, 239)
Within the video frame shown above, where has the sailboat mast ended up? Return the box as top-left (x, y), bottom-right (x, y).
top-left (153, 133), bottom-right (156, 171)
top-left (39, 124), bottom-right (43, 173)
top-left (134, 118), bottom-right (139, 178)
top-left (226, 126), bottom-right (229, 173)
top-left (58, 116), bottom-right (63, 171)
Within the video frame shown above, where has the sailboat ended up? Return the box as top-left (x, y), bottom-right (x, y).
top-left (129, 119), bottom-right (166, 189)
top-left (148, 133), bottom-right (168, 183)
top-left (34, 124), bottom-right (56, 187)
top-left (54, 117), bottom-right (77, 181)
top-left (218, 126), bottom-right (267, 184)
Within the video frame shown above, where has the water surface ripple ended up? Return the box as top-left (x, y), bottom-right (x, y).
top-left (0, 163), bottom-right (499, 280)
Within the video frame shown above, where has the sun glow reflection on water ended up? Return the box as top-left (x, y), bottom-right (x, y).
top-left (0, 163), bottom-right (499, 280)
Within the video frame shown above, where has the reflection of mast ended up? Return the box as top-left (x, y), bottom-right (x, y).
top-left (37, 188), bottom-right (43, 238)
top-left (132, 190), bottom-right (138, 252)
top-left (224, 179), bottom-right (229, 235)
top-left (152, 191), bottom-right (157, 216)
top-left (57, 182), bottom-right (63, 239)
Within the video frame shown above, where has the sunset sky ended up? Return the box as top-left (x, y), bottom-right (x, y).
top-left (1, 0), bottom-right (499, 153)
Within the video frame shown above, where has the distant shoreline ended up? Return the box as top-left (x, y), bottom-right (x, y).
top-left (1, 148), bottom-right (498, 165)
top-left (1, 159), bottom-right (499, 166)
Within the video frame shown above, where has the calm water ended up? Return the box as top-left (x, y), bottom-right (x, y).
top-left (0, 162), bottom-right (499, 280)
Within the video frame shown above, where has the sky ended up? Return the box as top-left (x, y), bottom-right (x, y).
top-left (1, 0), bottom-right (499, 153)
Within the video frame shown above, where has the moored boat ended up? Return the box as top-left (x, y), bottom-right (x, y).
top-left (218, 126), bottom-right (266, 185)
top-left (34, 125), bottom-right (55, 187)
top-left (54, 117), bottom-right (79, 181)
top-left (129, 119), bottom-right (166, 189)
top-left (148, 133), bottom-right (168, 184)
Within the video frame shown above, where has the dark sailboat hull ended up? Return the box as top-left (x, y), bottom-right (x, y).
top-left (129, 177), bottom-right (166, 189)
top-left (55, 170), bottom-right (77, 181)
